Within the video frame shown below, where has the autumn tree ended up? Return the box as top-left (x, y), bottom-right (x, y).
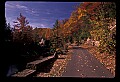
top-left (13, 13), bottom-right (29, 30)
top-left (63, 4), bottom-right (92, 44)
top-left (32, 27), bottom-right (40, 43)
top-left (50, 2), bottom-right (116, 55)
top-left (13, 13), bottom-right (33, 44)
top-left (82, 2), bottom-right (116, 54)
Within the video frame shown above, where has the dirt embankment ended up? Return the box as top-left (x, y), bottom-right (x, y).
top-left (36, 50), bottom-right (72, 77)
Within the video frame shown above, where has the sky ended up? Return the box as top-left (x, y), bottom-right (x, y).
top-left (5, 1), bottom-right (81, 28)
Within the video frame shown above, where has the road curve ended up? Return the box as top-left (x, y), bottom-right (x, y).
top-left (62, 46), bottom-right (114, 78)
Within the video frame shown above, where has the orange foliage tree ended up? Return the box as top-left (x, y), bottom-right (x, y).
top-left (13, 13), bottom-right (33, 44)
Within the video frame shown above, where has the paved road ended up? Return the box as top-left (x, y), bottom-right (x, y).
top-left (62, 46), bottom-right (114, 78)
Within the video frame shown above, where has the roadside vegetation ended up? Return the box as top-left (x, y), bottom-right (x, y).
top-left (4, 2), bottom-right (116, 76)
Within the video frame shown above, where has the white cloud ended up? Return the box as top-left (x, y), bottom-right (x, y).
top-left (16, 4), bottom-right (28, 9)
top-left (28, 9), bottom-right (39, 16)
top-left (30, 23), bottom-right (40, 28)
top-left (6, 2), bottom-right (40, 18)
top-left (46, 12), bottom-right (51, 14)
top-left (5, 2), bottom-right (29, 12)
top-left (5, 3), bottom-right (14, 8)
top-left (41, 18), bottom-right (49, 21)
top-left (31, 10), bottom-right (35, 13)
top-left (15, 4), bottom-right (40, 17)
top-left (40, 24), bottom-right (46, 28)
top-left (30, 22), bottom-right (48, 28)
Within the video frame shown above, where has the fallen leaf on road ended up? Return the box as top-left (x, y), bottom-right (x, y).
top-left (81, 65), bottom-right (84, 67)
top-left (90, 66), bottom-right (92, 68)
top-left (77, 70), bottom-right (80, 71)
top-left (96, 66), bottom-right (98, 68)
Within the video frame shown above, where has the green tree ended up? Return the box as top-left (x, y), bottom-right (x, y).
top-left (87, 2), bottom-right (116, 54)
top-left (52, 19), bottom-right (60, 48)
top-left (4, 18), bottom-right (12, 42)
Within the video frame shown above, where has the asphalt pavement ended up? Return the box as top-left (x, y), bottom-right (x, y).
top-left (62, 46), bottom-right (114, 78)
